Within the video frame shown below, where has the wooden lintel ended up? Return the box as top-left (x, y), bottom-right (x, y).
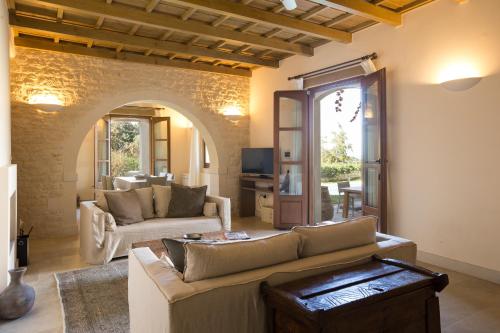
top-left (15, 37), bottom-right (253, 77)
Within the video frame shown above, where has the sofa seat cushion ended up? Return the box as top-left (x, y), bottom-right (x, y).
top-left (183, 232), bottom-right (302, 283)
top-left (114, 217), bottom-right (222, 236)
top-left (293, 216), bottom-right (377, 258)
top-left (105, 216), bottom-right (223, 262)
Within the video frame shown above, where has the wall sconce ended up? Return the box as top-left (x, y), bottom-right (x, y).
top-left (438, 62), bottom-right (482, 91)
top-left (440, 77), bottom-right (482, 91)
top-left (221, 105), bottom-right (243, 117)
top-left (28, 94), bottom-right (64, 112)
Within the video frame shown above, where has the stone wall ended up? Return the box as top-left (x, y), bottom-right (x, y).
top-left (10, 47), bottom-right (250, 238)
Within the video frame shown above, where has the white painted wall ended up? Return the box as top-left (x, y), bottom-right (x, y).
top-left (250, 0), bottom-right (500, 272)
top-left (0, 1), bottom-right (15, 291)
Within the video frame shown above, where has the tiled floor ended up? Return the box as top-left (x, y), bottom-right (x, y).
top-left (1, 217), bottom-right (499, 333)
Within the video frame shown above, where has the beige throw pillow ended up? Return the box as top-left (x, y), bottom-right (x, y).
top-left (152, 185), bottom-right (171, 218)
top-left (183, 232), bottom-right (301, 283)
top-left (292, 216), bottom-right (377, 258)
top-left (203, 202), bottom-right (218, 217)
top-left (95, 190), bottom-right (121, 212)
top-left (134, 187), bottom-right (155, 219)
top-left (104, 191), bottom-right (144, 226)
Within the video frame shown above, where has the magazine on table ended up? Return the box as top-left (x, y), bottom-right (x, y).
top-left (224, 231), bottom-right (250, 240)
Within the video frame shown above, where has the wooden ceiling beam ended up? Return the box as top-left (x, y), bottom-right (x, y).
top-left (145, 0), bottom-right (161, 13)
top-left (10, 15), bottom-right (278, 67)
top-left (163, 0), bottom-right (351, 43)
top-left (22, 0), bottom-right (313, 56)
top-left (299, 6), bottom-right (327, 20)
top-left (307, 0), bottom-right (401, 26)
top-left (14, 37), bottom-right (252, 77)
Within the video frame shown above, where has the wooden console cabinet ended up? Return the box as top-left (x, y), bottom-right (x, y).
top-left (262, 256), bottom-right (449, 333)
top-left (239, 176), bottom-right (273, 217)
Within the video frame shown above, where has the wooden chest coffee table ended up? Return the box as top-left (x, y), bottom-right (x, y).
top-left (132, 231), bottom-right (227, 258)
top-left (261, 256), bottom-right (448, 333)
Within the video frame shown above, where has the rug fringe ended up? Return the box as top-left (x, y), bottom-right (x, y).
top-left (53, 272), bottom-right (67, 333)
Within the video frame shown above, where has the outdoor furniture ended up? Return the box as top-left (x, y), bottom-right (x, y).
top-left (337, 181), bottom-right (362, 218)
top-left (342, 186), bottom-right (362, 218)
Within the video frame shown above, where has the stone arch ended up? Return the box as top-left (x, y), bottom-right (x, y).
top-left (62, 87), bottom-right (225, 230)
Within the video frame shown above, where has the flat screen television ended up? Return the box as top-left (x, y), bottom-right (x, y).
top-left (242, 148), bottom-right (273, 176)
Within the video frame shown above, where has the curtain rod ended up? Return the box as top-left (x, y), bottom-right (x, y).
top-left (287, 53), bottom-right (377, 81)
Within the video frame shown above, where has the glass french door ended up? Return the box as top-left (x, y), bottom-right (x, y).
top-left (361, 69), bottom-right (387, 232)
top-left (273, 91), bottom-right (309, 229)
top-left (151, 117), bottom-right (170, 176)
top-left (94, 116), bottom-right (110, 189)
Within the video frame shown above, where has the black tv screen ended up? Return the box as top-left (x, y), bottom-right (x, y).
top-left (242, 148), bottom-right (273, 175)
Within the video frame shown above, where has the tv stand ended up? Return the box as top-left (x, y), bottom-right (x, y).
top-left (239, 175), bottom-right (273, 217)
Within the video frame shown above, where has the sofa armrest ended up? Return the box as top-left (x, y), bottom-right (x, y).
top-left (80, 201), bottom-right (116, 264)
top-left (206, 195), bottom-right (231, 231)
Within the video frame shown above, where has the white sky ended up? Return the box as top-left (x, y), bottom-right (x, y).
top-left (320, 88), bottom-right (362, 159)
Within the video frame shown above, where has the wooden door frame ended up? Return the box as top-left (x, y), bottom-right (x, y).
top-left (307, 76), bottom-right (364, 224)
top-left (361, 69), bottom-right (387, 232)
top-left (273, 90), bottom-right (309, 229)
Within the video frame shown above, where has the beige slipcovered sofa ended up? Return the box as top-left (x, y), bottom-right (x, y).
top-left (128, 217), bottom-right (417, 333)
top-left (79, 194), bottom-right (230, 264)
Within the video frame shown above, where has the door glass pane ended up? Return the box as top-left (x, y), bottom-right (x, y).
top-left (97, 162), bottom-right (109, 182)
top-left (279, 164), bottom-right (302, 195)
top-left (96, 119), bottom-right (109, 140)
top-left (364, 166), bottom-right (379, 207)
top-left (155, 160), bottom-right (168, 176)
top-left (279, 130), bottom-right (301, 162)
top-left (363, 82), bottom-right (380, 162)
top-left (155, 141), bottom-right (168, 159)
top-left (97, 141), bottom-right (108, 160)
top-left (154, 120), bottom-right (168, 139)
top-left (279, 97), bottom-right (302, 128)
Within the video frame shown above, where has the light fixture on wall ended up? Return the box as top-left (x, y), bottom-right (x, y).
top-left (438, 62), bottom-right (482, 91)
top-left (28, 94), bottom-right (64, 112)
top-left (440, 77), bottom-right (482, 91)
top-left (221, 105), bottom-right (243, 117)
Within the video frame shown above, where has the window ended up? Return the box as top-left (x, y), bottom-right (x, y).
top-left (203, 140), bottom-right (210, 168)
top-left (110, 117), bottom-right (150, 177)
top-left (95, 115), bottom-right (170, 185)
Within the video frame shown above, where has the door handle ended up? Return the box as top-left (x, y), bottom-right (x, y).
top-left (375, 159), bottom-right (382, 164)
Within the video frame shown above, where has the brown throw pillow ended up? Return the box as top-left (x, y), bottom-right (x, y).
top-left (104, 190), bottom-right (144, 226)
top-left (167, 183), bottom-right (207, 218)
top-left (161, 238), bottom-right (187, 273)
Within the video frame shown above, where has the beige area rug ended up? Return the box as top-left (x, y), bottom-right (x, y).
top-left (55, 260), bottom-right (128, 333)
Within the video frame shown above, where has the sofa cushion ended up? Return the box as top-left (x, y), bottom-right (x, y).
top-left (95, 189), bottom-right (123, 212)
top-left (135, 187), bottom-right (155, 219)
top-left (203, 202), bottom-right (218, 217)
top-left (167, 184), bottom-right (207, 218)
top-left (292, 216), bottom-right (377, 258)
top-left (104, 190), bottom-right (144, 226)
top-left (162, 238), bottom-right (187, 273)
top-left (152, 185), bottom-right (171, 218)
top-left (183, 232), bottom-right (301, 283)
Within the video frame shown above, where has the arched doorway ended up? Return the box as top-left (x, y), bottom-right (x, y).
top-left (62, 88), bottom-right (225, 231)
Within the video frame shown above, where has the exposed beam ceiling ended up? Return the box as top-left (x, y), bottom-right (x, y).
top-left (163, 0), bottom-right (352, 43)
top-left (307, 0), bottom-right (402, 26)
top-left (14, 37), bottom-right (252, 77)
top-left (10, 15), bottom-right (279, 67)
top-left (22, 0), bottom-right (314, 56)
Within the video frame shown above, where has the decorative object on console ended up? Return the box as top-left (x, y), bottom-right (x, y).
top-left (0, 268), bottom-right (35, 320)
